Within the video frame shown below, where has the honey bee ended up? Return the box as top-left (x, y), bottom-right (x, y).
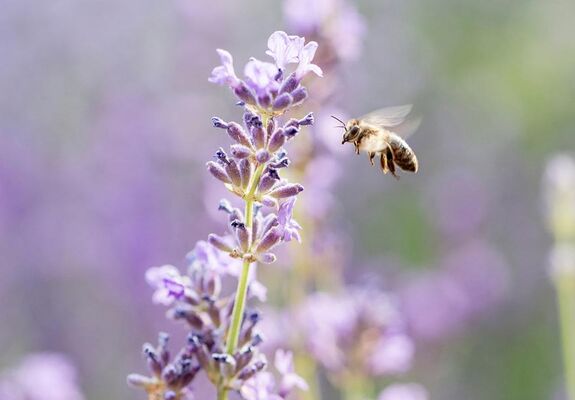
top-left (333, 105), bottom-right (419, 179)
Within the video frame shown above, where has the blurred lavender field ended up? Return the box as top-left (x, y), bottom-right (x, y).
top-left (1, 0), bottom-right (574, 399)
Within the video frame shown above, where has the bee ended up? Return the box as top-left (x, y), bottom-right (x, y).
top-left (332, 105), bottom-right (419, 179)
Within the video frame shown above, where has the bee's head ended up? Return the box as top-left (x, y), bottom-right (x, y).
top-left (331, 115), bottom-right (360, 145)
top-left (342, 121), bottom-right (360, 144)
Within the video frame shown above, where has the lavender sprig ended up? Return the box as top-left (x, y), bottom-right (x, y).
top-left (128, 31), bottom-right (320, 400)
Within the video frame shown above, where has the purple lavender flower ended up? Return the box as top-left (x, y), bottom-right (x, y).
top-left (209, 31), bottom-right (321, 114)
top-left (277, 198), bottom-right (302, 242)
top-left (378, 383), bottom-right (428, 400)
top-left (240, 350), bottom-right (307, 400)
top-left (145, 264), bottom-right (191, 305)
top-left (132, 30), bottom-right (318, 400)
top-left (296, 288), bottom-right (413, 377)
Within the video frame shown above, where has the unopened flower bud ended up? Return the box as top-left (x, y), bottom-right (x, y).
top-left (231, 220), bottom-right (251, 251)
top-left (269, 183), bottom-right (304, 199)
top-left (268, 128), bottom-right (286, 153)
top-left (127, 374), bottom-right (153, 388)
top-left (261, 196), bottom-right (278, 208)
top-left (255, 227), bottom-right (282, 253)
top-left (225, 159), bottom-right (242, 187)
top-left (279, 72), bottom-right (299, 94)
top-left (256, 149), bottom-right (271, 164)
top-left (162, 365), bottom-right (179, 386)
top-left (283, 125), bottom-right (299, 138)
top-left (258, 171), bottom-right (279, 193)
top-left (240, 159), bottom-right (253, 189)
top-left (257, 252), bottom-right (277, 264)
top-left (237, 359), bottom-right (266, 381)
top-left (291, 86), bottom-right (307, 104)
top-left (208, 234), bottom-right (233, 252)
top-left (227, 122), bottom-right (253, 147)
top-left (273, 93), bottom-right (293, 111)
top-left (211, 116), bottom-right (229, 129)
top-left (230, 144), bottom-right (252, 159)
top-left (234, 82), bottom-right (256, 105)
top-left (252, 125), bottom-right (267, 149)
top-left (213, 353), bottom-right (237, 378)
top-left (299, 112), bottom-right (314, 126)
top-left (207, 161), bottom-right (231, 184)
top-left (258, 93), bottom-right (272, 108)
top-left (218, 199), bottom-right (234, 214)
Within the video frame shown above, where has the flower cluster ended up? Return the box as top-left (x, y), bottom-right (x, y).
top-left (209, 31), bottom-right (322, 117)
top-left (129, 31), bottom-right (319, 400)
top-left (297, 288), bottom-right (414, 378)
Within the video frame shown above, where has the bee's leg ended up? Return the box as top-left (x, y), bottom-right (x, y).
top-left (354, 141), bottom-right (360, 154)
top-left (379, 152), bottom-right (389, 174)
top-left (368, 152), bottom-right (376, 166)
top-left (385, 146), bottom-right (399, 180)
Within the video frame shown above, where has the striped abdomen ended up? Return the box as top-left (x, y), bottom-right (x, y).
top-left (388, 134), bottom-right (418, 172)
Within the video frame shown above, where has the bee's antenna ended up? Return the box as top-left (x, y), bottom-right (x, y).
top-left (330, 115), bottom-right (346, 128)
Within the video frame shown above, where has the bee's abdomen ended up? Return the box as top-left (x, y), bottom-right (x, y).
top-left (389, 135), bottom-right (418, 172)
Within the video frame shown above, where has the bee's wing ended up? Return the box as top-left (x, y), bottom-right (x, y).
top-left (360, 104), bottom-right (413, 128)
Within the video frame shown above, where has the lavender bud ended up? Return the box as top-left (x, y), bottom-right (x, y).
top-left (270, 157), bottom-right (290, 169)
top-left (255, 149), bottom-right (271, 164)
top-left (207, 161), bottom-right (231, 184)
top-left (268, 128), bottom-right (286, 153)
top-left (127, 374), bottom-right (153, 388)
top-left (212, 116), bottom-right (229, 129)
top-left (261, 196), bottom-right (278, 208)
top-left (237, 359), bottom-right (266, 381)
top-left (258, 171), bottom-right (279, 193)
top-left (255, 227), bottom-right (282, 253)
top-left (243, 111), bottom-right (259, 129)
top-left (291, 86), bottom-right (308, 104)
top-left (299, 112), bottom-right (314, 126)
top-left (158, 333), bottom-right (170, 365)
top-left (233, 82), bottom-right (256, 105)
top-left (218, 199), bottom-right (234, 214)
top-left (230, 144), bottom-right (252, 159)
top-left (267, 118), bottom-right (276, 137)
top-left (229, 207), bottom-right (243, 223)
top-left (240, 159), bottom-right (252, 189)
top-left (143, 344), bottom-right (163, 376)
top-left (208, 234), bottom-right (233, 252)
top-left (251, 125), bottom-right (267, 149)
top-left (215, 147), bottom-right (230, 165)
top-left (213, 353), bottom-right (237, 378)
top-left (283, 125), bottom-right (299, 138)
top-left (207, 301), bottom-right (221, 326)
top-left (231, 220), bottom-right (250, 251)
top-left (268, 183), bottom-right (304, 199)
top-left (162, 365), bottom-right (179, 386)
top-left (258, 252), bottom-right (277, 264)
top-left (260, 214), bottom-right (279, 234)
top-left (251, 333), bottom-right (264, 347)
top-left (227, 122), bottom-right (252, 147)
top-left (225, 159), bottom-right (242, 187)
top-left (180, 365), bottom-right (201, 387)
top-left (279, 72), bottom-right (299, 95)
top-left (235, 347), bottom-right (254, 371)
top-left (272, 92), bottom-right (293, 111)
top-left (258, 93), bottom-right (272, 108)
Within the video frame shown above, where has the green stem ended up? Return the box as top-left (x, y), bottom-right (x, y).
top-left (226, 258), bottom-right (252, 354)
top-left (218, 161), bottom-right (267, 400)
top-left (557, 269), bottom-right (575, 400)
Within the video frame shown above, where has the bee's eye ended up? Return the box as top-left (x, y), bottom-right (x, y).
top-left (348, 126), bottom-right (360, 139)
